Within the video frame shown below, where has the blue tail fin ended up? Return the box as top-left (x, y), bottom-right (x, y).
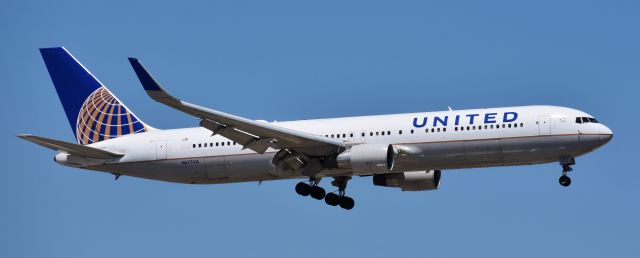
top-left (40, 47), bottom-right (152, 145)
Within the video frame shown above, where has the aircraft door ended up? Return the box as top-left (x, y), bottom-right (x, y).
top-left (156, 140), bottom-right (168, 160)
top-left (538, 115), bottom-right (551, 135)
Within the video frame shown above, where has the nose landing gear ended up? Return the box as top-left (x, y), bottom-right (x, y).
top-left (559, 175), bottom-right (571, 187)
top-left (559, 157), bottom-right (575, 187)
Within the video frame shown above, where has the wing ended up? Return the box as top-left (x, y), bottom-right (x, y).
top-left (18, 134), bottom-right (123, 159)
top-left (128, 58), bottom-right (345, 174)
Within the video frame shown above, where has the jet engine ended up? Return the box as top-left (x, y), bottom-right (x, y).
top-left (373, 170), bottom-right (441, 191)
top-left (336, 144), bottom-right (396, 173)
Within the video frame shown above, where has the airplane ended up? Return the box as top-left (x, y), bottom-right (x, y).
top-left (19, 47), bottom-right (613, 210)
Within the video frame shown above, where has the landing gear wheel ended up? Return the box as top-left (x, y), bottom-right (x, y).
top-left (559, 175), bottom-right (571, 187)
top-left (295, 182), bottom-right (310, 196)
top-left (325, 193), bottom-right (339, 206)
top-left (309, 186), bottom-right (326, 200)
top-left (558, 157), bottom-right (575, 187)
top-left (338, 196), bottom-right (355, 210)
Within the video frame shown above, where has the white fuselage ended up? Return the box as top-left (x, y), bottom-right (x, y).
top-left (58, 105), bottom-right (612, 184)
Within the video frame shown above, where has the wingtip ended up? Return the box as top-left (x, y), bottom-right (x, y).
top-left (16, 134), bottom-right (32, 139)
top-left (128, 58), bottom-right (164, 92)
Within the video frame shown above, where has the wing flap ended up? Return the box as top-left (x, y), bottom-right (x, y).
top-left (18, 134), bottom-right (123, 159)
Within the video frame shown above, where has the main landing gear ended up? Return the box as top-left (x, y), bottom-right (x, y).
top-left (326, 176), bottom-right (355, 210)
top-left (295, 176), bottom-right (355, 210)
top-left (295, 178), bottom-right (326, 200)
top-left (559, 157), bottom-right (575, 187)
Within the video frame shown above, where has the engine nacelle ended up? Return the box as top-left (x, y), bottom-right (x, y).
top-left (373, 170), bottom-right (441, 191)
top-left (336, 144), bottom-right (396, 174)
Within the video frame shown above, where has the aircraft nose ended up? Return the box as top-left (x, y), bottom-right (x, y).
top-left (599, 124), bottom-right (613, 143)
top-left (579, 125), bottom-right (612, 150)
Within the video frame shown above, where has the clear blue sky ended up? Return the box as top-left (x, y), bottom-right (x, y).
top-left (1, 0), bottom-right (638, 257)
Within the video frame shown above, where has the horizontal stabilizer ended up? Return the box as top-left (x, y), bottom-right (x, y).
top-left (17, 134), bottom-right (123, 159)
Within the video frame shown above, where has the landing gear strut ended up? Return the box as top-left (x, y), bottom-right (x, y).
top-left (559, 157), bottom-right (575, 187)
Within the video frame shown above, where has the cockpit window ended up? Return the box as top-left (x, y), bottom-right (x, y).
top-left (576, 117), bottom-right (599, 124)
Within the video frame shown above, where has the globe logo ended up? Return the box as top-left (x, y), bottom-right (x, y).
top-left (76, 87), bottom-right (148, 145)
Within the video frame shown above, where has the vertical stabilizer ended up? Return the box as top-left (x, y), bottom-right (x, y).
top-left (40, 47), bottom-right (153, 145)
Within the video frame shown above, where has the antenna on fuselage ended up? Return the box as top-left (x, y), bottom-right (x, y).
top-left (448, 106), bottom-right (453, 111)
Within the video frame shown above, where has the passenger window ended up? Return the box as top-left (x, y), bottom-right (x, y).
top-left (520, 123), bottom-right (524, 127)
top-left (387, 131), bottom-right (391, 135)
top-left (336, 134), bottom-right (340, 138)
top-left (425, 129), bottom-right (429, 133)
top-left (216, 142), bottom-right (219, 146)
top-left (437, 128), bottom-right (441, 132)
top-left (350, 133), bottom-right (354, 137)
top-left (381, 131), bottom-right (385, 136)
top-left (508, 124), bottom-right (512, 128)
top-left (198, 143), bottom-right (202, 148)
top-left (443, 128), bottom-right (447, 132)
top-left (455, 127), bottom-right (458, 131)
top-left (431, 128), bottom-right (435, 133)
top-left (343, 134), bottom-right (346, 138)
top-left (411, 129), bottom-right (414, 134)
top-left (484, 125), bottom-right (488, 129)
top-left (192, 144), bottom-right (196, 148)
top-left (361, 133), bottom-right (365, 137)
top-left (399, 130), bottom-right (403, 135)
top-left (370, 132), bottom-right (373, 136)
top-left (376, 132), bottom-right (379, 136)
top-left (467, 126), bottom-right (470, 130)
